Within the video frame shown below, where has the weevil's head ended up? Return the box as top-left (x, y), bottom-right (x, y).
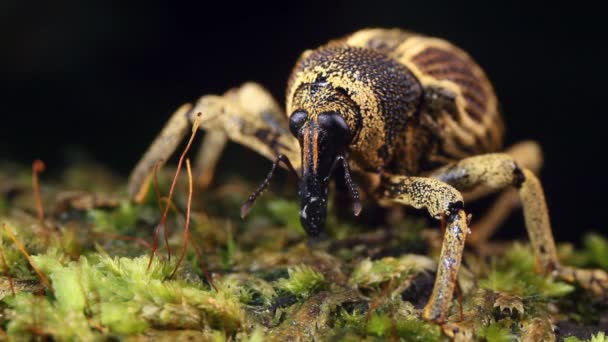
top-left (289, 82), bottom-right (361, 237)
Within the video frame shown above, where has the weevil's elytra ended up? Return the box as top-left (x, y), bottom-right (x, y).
top-left (128, 27), bottom-right (608, 325)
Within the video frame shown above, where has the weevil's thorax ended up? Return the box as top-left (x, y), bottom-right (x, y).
top-left (287, 45), bottom-right (425, 174)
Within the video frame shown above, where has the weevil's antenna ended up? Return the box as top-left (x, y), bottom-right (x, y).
top-left (240, 154), bottom-right (299, 218)
top-left (324, 155), bottom-right (362, 216)
top-left (338, 155), bottom-right (362, 216)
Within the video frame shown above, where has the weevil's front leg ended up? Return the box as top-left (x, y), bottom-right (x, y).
top-left (192, 82), bottom-right (298, 187)
top-left (431, 153), bottom-right (608, 296)
top-left (379, 176), bottom-right (468, 323)
top-left (128, 103), bottom-right (192, 202)
top-left (128, 82), bottom-right (301, 202)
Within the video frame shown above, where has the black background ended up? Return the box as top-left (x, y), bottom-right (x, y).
top-left (1, 1), bottom-right (607, 242)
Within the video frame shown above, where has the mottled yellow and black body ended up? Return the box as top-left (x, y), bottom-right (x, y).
top-left (128, 28), bottom-right (608, 327)
top-left (287, 28), bottom-right (503, 177)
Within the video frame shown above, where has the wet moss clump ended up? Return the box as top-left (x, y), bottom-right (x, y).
top-left (0, 160), bottom-right (607, 341)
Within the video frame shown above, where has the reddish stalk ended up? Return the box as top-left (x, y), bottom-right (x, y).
top-left (170, 159), bottom-right (194, 279)
top-left (3, 224), bottom-right (53, 294)
top-left (32, 160), bottom-right (50, 238)
top-left (0, 243), bottom-right (16, 296)
top-left (147, 113), bottom-right (201, 271)
top-left (190, 240), bottom-right (216, 291)
top-left (152, 161), bottom-right (171, 261)
top-left (152, 191), bottom-right (214, 288)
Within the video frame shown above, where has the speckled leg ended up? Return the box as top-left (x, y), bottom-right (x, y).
top-left (128, 82), bottom-right (301, 202)
top-left (462, 141), bottom-right (543, 245)
top-left (431, 153), bottom-right (608, 297)
top-left (378, 175), bottom-right (468, 323)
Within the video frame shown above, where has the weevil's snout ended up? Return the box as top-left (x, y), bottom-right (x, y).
top-left (299, 186), bottom-right (329, 237)
top-left (289, 110), bottom-right (354, 237)
top-left (297, 121), bottom-right (334, 237)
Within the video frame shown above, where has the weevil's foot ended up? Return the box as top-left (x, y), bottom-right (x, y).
top-left (420, 304), bottom-right (447, 324)
top-left (440, 321), bottom-right (474, 341)
top-left (556, 266), bottom-right (608, 297)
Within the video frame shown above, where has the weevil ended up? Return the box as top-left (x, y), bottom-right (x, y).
top-left (128, 28), bottom-right (608, 323)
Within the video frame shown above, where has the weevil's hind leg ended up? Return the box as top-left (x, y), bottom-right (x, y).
top-left (378, 175), bottom-right (468, 323)
top-left (431, 153), bottom-right (608, 297)
top-left (462, 140), bottom-right (543, 246)
top-left (128, 103), bottom-right (192, 202)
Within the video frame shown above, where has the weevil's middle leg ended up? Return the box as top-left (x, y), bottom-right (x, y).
top-left (431, 153), bottom-right (608, 296)
top-left (461, 140), bottom-right (543, 246)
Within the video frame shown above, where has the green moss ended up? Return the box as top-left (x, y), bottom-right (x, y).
top-left (6, 252), bottom-right (244, 338)
top-left (1, 161), bottom-right (607, 340)
top-left (591, 332), bottom-right (608, 342)
top-left (87, 201), bottom-right (143, 233)
top-left (582, 234), bottom-right (608, 269)
top-left (480, 243), bottom-right (574, 297)
top-left (242, 326), bottom-right (266, 342)
top-left (220, 273), bottom-right (276, 306)
top-left (274, 265), bottom-right (326, 299)
top-left (565, 332), bottom-right (608, 342)
top-left (339, 296), bottom-right (439, 341)
top-left (5, 292), bottom-right (96, 341)
top-left (395, 319), bottom-right (441, 342)
top-left (266, 199), bottom-right (304, 236)
top-left (349, 254), bottom-right (435, 289)
top-left (559, 233), bottom-right (608, 270)
top-left (478, 322), bottom-right (515, 342)
top-left (0, 196), bottom-right (7, 215)
top-left (0, 240), bottom-right (32, 280)
top-left (366, 312), bottom-right (392, 337)
top-left (219, 222), bottom-right (237, 271)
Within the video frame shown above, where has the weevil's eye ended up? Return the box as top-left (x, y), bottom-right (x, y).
top-left (289, 110), bottom-right (308, 136)
top-left (318, 112), bottom-right (351, 145)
